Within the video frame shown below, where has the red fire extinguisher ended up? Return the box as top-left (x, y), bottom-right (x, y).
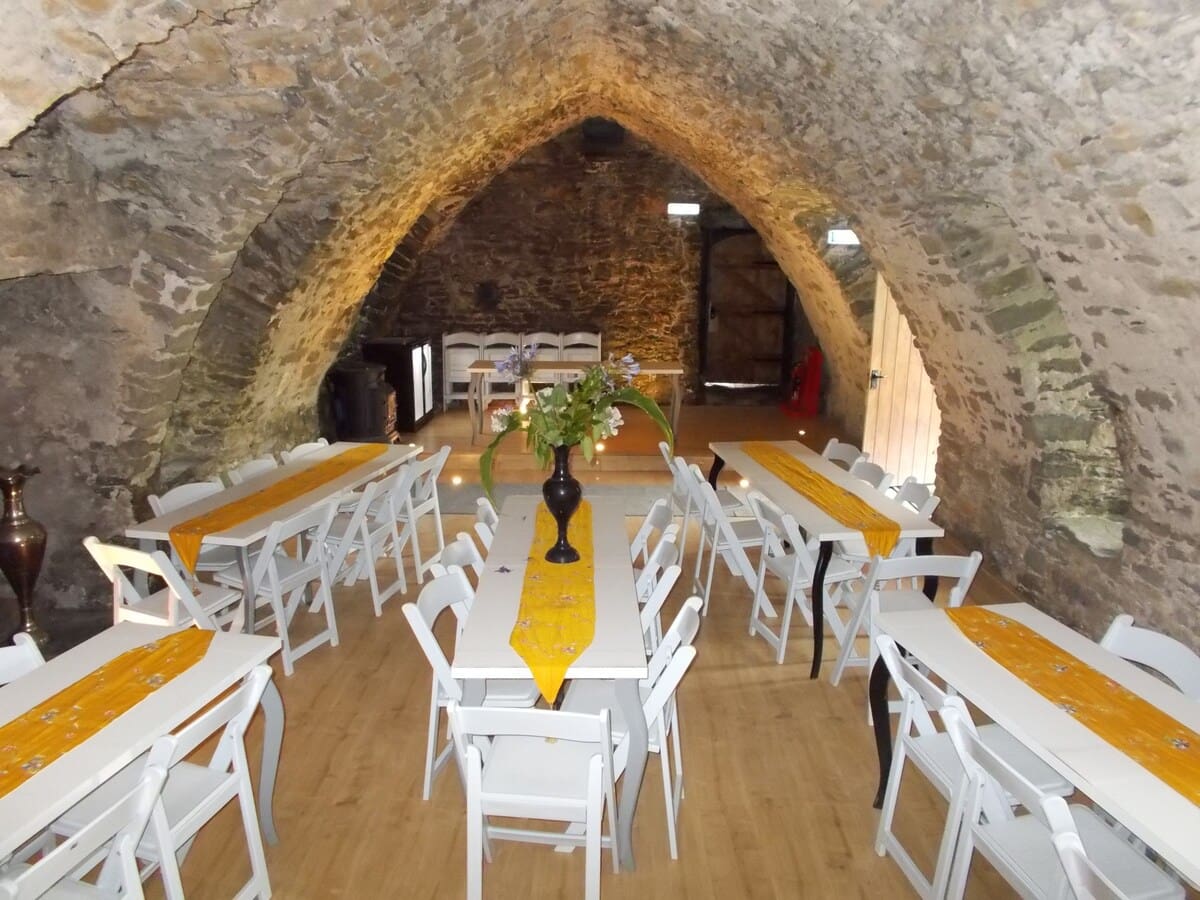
top-left (783, 347), bottom-right (823, 416)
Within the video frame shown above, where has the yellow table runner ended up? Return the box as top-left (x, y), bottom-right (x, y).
top-left (741, 442), bottom-right (901, 558)
top-left (510, 502), bottom-right (596, 703)
top-left (0, 629), bottom-right (214, 798)
top-left (948, 606), bottom-right (1200, 805)
top-left (169, 443), bottom-right (387, 572)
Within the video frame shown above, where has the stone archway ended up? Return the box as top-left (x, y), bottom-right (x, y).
top-left (1, 0), bottom-right (1164, 643)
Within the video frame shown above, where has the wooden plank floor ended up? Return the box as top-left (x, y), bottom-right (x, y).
top-left (166, 512), bottom-right (1031, 900)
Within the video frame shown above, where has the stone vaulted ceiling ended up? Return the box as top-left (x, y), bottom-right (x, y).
top-left (0, 0), bottom-right (1197, 644)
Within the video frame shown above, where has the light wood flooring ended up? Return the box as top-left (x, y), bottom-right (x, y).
top-left (167, 517), bottom-right (1030, 899)
top-left (154, 407), bottom-right (1186, 899)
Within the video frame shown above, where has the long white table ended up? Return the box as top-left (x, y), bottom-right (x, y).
top-left (708, 440), bottom-right (943, 678)
top-left (465, 359), bottom-right (684, 444)
top-left (0, 623), bottom-right (283, 859)
top-left (452, 495), bottom-right (650, 869)
top-left (127, 441), bottom-right (421, 631)
top-left (872, 602), bottom-right (1200, 887)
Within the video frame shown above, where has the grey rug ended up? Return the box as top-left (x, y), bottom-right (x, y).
top-left (439, 482), bottom-right (669, 516)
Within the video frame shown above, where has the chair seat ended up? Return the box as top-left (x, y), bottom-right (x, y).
top-left (214, 551), bottom-right (320, 595)
top-left (193, 544), bottom-right (240, 572)
top-left (560, 680), bottom-right (662, 751)
top-left (715, 488), bottom-right (748, 514)
top-left (0, 864), bottom-right (110, 898)
top-left (725, 519), bottom-right (763, 546)
top-left (116, 581), bottom-right (241, 626)
top-left (481, 734), bottom-right (601, 812)
top-left (912, 725), bottom-right (1073, 799)
top-left (977, 803), bottom-right (1182, 900)
top-left (764, 552), bottom-right (861, 585)
top-left (55, 756), bottom-right (225, 856)
top-left (481, 679), bottom-right (542, 707)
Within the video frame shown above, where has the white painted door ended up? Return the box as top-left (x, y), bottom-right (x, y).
top-left (862, 275), bottom-right (941, 487)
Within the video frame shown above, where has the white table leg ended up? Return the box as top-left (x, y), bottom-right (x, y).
top-left (238, 547), bottom-right (256, 634)
top-left (467, 374), bottom-right (481, 445)
top-left (258, 679), bottom-right (285, 845)
top-left (135, 538), bottom-right (156, 594)
top-left (670, 374), bottom-right (682, 437)
top-left (614, 677), bottom-right (648, 870)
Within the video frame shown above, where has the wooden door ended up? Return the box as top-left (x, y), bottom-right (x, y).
top-left (862, 275), bottom-right (941, 487)
top-left (701, 231), bottom-right (794, 390)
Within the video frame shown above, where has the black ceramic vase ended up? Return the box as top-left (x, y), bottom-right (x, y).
top-left (542, 444), bottom-right (582, 564)
top-left (0, 465), bottom-right (49, 649)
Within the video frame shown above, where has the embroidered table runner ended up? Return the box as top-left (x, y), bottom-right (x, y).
top-left (741, 441), bottom-right (901, 558)
top-left (947, 606), bottom-right (1200, 804)
top-left (0, 629), bottom-right (214, 797)
top-left (169, 443), bottom-right (387, 572)
top-left (509, 502), bottom-right (596, 703)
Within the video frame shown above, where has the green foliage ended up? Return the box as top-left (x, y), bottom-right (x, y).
top-left (479, 355), bottom-right (674, 500)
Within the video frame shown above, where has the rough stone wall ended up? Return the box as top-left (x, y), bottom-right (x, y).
top-left (362, 127), bottom-right (706, 405)
top-left (0, 0), bottom-right (1196, 648)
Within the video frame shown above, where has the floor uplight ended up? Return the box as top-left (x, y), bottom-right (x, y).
top-left (450, 475), bottom-right (463, 486)
top-left (739, 478), bottom-right (750, 488)
top-left (595, 442), bottom-right (606, 452)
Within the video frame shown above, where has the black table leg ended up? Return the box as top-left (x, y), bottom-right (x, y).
top-left (869, 655), bottom-right (893, 808)
top-left (707, 454), bottom-right (725, 487)
top-left (916, 536), bottom-right (938, 600)
top-left (809, 541), bottom-right (833, 680)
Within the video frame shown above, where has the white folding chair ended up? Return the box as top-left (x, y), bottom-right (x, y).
top-left (324, 466), bottom-right (417, 617)
top-left (148, 479), bottom-right (238, 573)
top-left (638, 564), bottom-right (682, 653)
top-left (473, 521), bottom-right (494, 552)
top-left (821, 437), bottom-right (867, 470)
top-left (563, 602), bottom-right (702, 860)
top-left (830, 552), bottom-right (982, 686)
top-left (630, 498), bottom-right (675, 571)
top-left (482, 332), bottom-right (522, 408)
top-left (942, 702), bottom-right (1183, 900)
top-left (690, 476), bottom-right (762, 614)
top-left (848, 457), bottom-right (893, 493)
top-left (443, 331), bottom-right (484, 410)
top-left (449, 702), bottom-right (618, 900)
top-left (396, 445), bottom-right (450, 583)
top-left (475, 497), bottom-right (499, 532)
top-left (225, 455), bottom-right (279, 486)
top-left (279, 438), bottom-right (329, 464)
top-left (0, 766), bottom-right (166, 900)
top-left (522, 332), bottom-right (562, 389)
top-left (634, 527), bottom-right (680, 603)
top-left (402, 568), bottom-right (539, 800)
top-left (874, 636), bottom-right (1074, 899)
top-left (214, 501), bottom-right (339, 676)
top-left (559, 331), bottom-right (602, 382)
top-left (1100, 614), bottom-right (1200, 700)
top-left (658, 442), bottom-right (694, 535)
top-left (83, 537), bottom-right (242, 631)
top-left (746, 491), bottom-right (863, 664)
top-left (0, 633), bottom-right (44, 686)
top-left (50, 667), bottom-right (274, 900)
top-left (1053, 831), bottom-right (1138, 900)
top-left (429, 532), bottom-right (486, 582)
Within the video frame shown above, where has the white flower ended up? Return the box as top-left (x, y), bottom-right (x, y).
top-left (490, 407), bottom-right (516, 432)
top-left (600, 405), bottom-right (623, 438)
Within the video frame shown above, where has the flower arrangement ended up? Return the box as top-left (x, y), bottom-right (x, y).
top-left (494, 344), bottom-right (538, 380)
top-left (480, 352), bottom-right (673, 498)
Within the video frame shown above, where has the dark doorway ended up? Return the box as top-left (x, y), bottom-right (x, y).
top-left (698, 225), bottom-right (798, 401)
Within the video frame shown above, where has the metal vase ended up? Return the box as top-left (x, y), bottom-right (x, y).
top-left (541, 444), bottom-right (582, 564)
top-left (0, 466), bottom-right (49, 649)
